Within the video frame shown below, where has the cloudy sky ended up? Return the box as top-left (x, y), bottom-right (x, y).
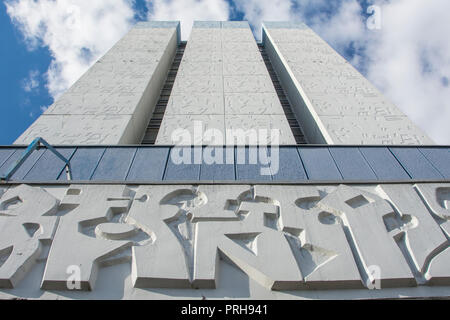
top-left (1, 0), bottom-right (449, 144)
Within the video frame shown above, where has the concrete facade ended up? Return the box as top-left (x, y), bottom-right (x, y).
top-left (156, 21), bottom-right (296, 145)
top-left (263, 22), bottom-right (434, 145)
top-left (0, 183), bottom-right (449, 299)
top-left (3, 21), bottom-right (448, 300)
top-left (15, 22), bottom-right (180, 145)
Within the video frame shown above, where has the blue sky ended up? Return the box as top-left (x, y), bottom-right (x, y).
top-left (1, 0), bottom-right (449, 144)
top-left (0, 3), bottom-right (52, 144)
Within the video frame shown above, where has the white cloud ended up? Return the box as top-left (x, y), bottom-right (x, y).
top-left (148, 0), bottom-right (230, 40)
top-left (22, 69), bottom-right (40, 92)
top-left (237, 0), bottom-right (450, 143)
top-left (234, 0), bottom-right (292, 40)
top-left (363, 0), bottom-right (450, 144)
top-left (6, 0), bottom-right (135, 99)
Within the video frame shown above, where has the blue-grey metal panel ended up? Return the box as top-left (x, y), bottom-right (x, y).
top-left (272, 147), bottom-right (307, 181)
top-left (359, 147), bottom-right (410, 180)
top-left (235, 147), bottom-right (272, 181)
top-left (200, 147), bottom-right (235, 181)
top-left (298, 147), bottom-right (342, 181)
top-left (7, 148), bottom-right (46, 180)
top-left (164, 147), bottom-right (201, 181)
top-left (0, 149), bottom-right (16, 168)
top-left (0, 149), bottom-right (20, 177)
top-left (1, 146), bottom-right (449, 182)
top-left (58, 148), bottom-right (105, 181)
top-left (419, 148), bottom-right (450, 179)
top-left (91, 148), bottom-right (137, 181)
top-left (126, 147), bottom-right (170, 181)
top-left (390, 147), bottom-right (444, 179)
top-left (329, 147), bottom-right (377, 180)
top-left (24, 148), bottom-right (76, 181)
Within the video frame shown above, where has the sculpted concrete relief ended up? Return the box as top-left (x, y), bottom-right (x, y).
top-left (0, 183), bottom-right (449, 296)
top-left (0, 185), bottom-right (59, 288)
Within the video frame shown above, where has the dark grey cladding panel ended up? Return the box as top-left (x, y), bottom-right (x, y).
top-left (329, 147), bottom-right (377, 180)
top-left (235, 147), bottom-right (272, 181)
top-left (24, 148), bottom-right (76, 181)
top-left (390, 147), bottom-right (444, 180)
top-left (419, 147), bottom-right (450, 179)
top-left (0, 149), bottom-right (16, 168)
top-left (164, 147), bottom-right (201, 181)
top-left (200, 147), bottom-right (235, 181)
top-left (0, 149), bottom-right (19, 177)
top-left (2, 146), bottom-right (449, 183)
top-left (359, 147), bottom-right (411, 180)
top-left (5, 148), bottom-right (46, 180)
top-left (272, 147), bottom-right (307, 181)
top-left (91, 147), bottom-right (137, 181)
top-left (126, 147), bottom-right (170, 181)
top-left (58, 147), bottom-right (106, 181)
top-left (297, 147), bottom-right (343, 181)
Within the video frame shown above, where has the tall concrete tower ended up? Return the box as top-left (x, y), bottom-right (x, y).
top-left (0, 21), bottom-right (449, 300)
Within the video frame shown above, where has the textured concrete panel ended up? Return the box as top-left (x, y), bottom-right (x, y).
top-left (156, 115), bottom-right (225, 145)
top-left (0, 183), bottom-right (449, 299)
top-left (321, 116), bottom-right (432, 145)
top-left (14, 115), bottom-right (135, 145)
top-left (224, 76), bottom-right (276, 93)
top-left (226, 115), bottom-right (297, 145)
top-left (156, 21), bottom-right (295, 146)
top-left (225, 93), bottom-right (285, 115)
top-left (223, 62), bottom-right (268, 76)
top-left (165, 94), bottom-right (224, 115)
top-left (178, 62), bottom-right (222, 76)
top-left (172, 76), bottom-right (223, 93)
top-left (263, 22), bottom-right (434, 145)
top-left (15, 22), bottom-right (180, 145)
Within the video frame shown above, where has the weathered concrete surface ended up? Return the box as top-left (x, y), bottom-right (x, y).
top-left (15, 22), bottom-right (180, 145)
top-left (156, 21), bottom-right (296, 145)
top-left (0, 183), bottom-right (449, 299)
top-left (263, 21), bottom-right (434, 145)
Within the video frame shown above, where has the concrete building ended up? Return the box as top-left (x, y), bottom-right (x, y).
top-left (0, 21), bottom-right (449, 299)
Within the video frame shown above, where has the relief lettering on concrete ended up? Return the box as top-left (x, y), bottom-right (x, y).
top-left (415, 184), bottom-right (450, 284)
top-left (0, 183), bottom-right (449, 294)
top-left (41, 185), bottom-right (150, 291)
top-left (0, 185), bottom-right (59, 288)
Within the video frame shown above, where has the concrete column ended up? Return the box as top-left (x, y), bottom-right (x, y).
top-left (156, 21), bottom-right (296, 145)
top-left (15, 21), bottom-right (180, 145)
top-left (263, 21), bottom-right (434, 145)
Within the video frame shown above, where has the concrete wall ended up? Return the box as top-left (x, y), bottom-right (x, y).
top-left (156, 21), bottom-right (296, 145)
top-left (15, 22), bottom-right (180, 146)
top-left (0, 183), bottom-right (449, 299)
top-left (263, 22), bottom-right (435, 145)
